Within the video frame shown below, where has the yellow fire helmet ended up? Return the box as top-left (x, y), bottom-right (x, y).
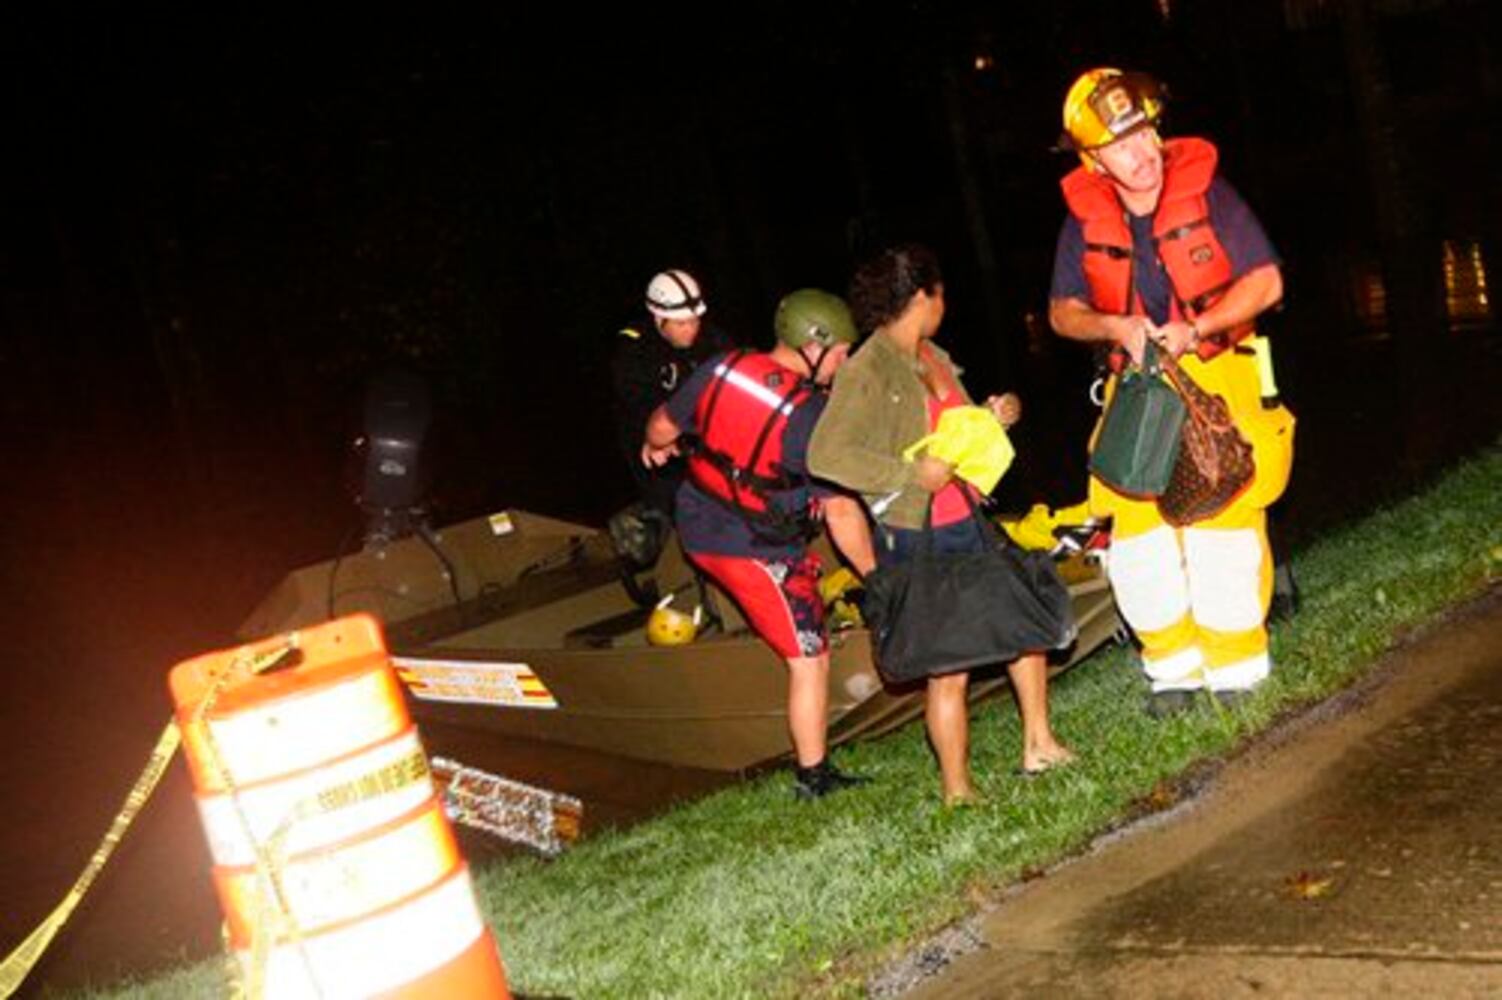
top-left (1060, 68), bottom-right (1166, 166)
top-left (646, 593), bottom-right (703, 647)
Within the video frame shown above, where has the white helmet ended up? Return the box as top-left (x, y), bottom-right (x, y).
top-left (645, 269), bottom-right (708, 321)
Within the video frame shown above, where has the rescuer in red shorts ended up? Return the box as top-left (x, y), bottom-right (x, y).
top-left (643, 289), bottom-right (875, 799)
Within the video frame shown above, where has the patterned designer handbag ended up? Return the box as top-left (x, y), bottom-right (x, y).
top-left (1156, 347), bottom-right (1255, 525)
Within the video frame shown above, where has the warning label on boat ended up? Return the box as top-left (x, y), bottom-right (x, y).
top-left (392, 656), bottom-right (558, 710)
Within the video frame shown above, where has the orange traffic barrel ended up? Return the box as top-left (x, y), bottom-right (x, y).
top-left (168, 614), bottom-right (510, 999)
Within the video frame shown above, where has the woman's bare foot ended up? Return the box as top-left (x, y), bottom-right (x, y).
top-left (940, 772), bottom-right (977, 805)
top-left (1020, 740), bottom-right (1076, 776)
top-left (942, 788), bottom-right (984, 809)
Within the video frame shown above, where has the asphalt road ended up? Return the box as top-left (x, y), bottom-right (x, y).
top-left (886, 586), bottom-right (1502, 998)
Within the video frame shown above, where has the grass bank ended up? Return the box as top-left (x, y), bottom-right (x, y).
top-left (65, 447), bottom-right (1502, 999)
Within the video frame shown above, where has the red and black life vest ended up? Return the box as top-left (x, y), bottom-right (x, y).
top-left (1061, 137), bottom-right (1251, 365)
top-left (687, 351), bottom-right (819, 543)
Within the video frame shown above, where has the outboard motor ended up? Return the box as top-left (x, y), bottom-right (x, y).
top-left (352, 369), bottom-right (432, 546)
top-left (330, 369), bottom-right (460, 619)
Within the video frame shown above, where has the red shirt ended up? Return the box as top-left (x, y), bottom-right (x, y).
top-left (920, 343), bottom-right (977, 527)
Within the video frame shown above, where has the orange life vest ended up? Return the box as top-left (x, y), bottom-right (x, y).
top-left (1061, 137), bottom-right (1251, 361)
top-left (687, 351), bottom-right (818, 542)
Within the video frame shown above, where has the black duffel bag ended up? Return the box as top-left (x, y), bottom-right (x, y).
top-left (861, 500), bottom-right (1078, 685)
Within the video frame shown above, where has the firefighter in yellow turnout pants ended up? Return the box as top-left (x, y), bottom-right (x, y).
top-left (1048, 68), bottom-right (1295, 713)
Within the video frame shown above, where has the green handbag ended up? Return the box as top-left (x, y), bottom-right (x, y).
top-left (1088, 342), bottom-right (1186, 498)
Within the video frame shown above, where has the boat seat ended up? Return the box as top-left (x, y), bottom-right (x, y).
top-left (563, 607), bottom-right (654, 649)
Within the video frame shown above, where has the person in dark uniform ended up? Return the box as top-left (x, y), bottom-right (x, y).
top-left (611, 269), bottom-right (733, 521)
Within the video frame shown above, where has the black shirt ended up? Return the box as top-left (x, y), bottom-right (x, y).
top-left (610, 317), bottom-right (734, 514)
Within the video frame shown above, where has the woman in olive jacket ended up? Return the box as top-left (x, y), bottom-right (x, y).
top-left (808, 244), bottom-right (1073, 805)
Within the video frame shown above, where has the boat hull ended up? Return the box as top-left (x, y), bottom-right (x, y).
top-left (240, 509), bottom-right (1122, 772)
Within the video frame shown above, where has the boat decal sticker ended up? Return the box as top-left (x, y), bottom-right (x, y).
top-left (392, 656), bottom-right (558, 709)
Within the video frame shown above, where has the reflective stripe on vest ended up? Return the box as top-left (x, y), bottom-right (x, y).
top-left (688, 352), bottom-right (812, 517)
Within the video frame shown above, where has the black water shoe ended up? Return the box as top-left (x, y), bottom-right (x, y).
top-left (794, 759), bottom-right (869, 800)
top-left (1211, 688), bottom-right (1255, 711)
top-left (1145, 689), bottom-right (1198, 719)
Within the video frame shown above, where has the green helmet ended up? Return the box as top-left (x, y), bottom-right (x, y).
top-left (774, 288), bottom-right (858, 349)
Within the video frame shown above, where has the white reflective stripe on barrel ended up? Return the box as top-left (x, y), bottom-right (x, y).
top-left (195, 727), bottom-right (433, 867)
top-left (216, 798), bottom-right (459, 942)
top-left (198, 667), bottom-right (408, 788)
top-left (241, 866), bottom-right (489, 1000)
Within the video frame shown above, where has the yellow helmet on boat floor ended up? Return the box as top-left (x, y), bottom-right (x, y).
top-left (647, 593), bottom-right (703, 646)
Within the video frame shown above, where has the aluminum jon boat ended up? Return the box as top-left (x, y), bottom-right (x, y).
top-left (239, 509), bottom-right (1121, 773)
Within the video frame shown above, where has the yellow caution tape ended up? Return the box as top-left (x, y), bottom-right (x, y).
top-left (0, 720), bottom-right (182, 999)
top-left (0, 641), bottom-right (297, 1000)
top-left (198, 731), bottom-right (431, 866)
top-left (312, 747), bottom-right (429, 815)
top-left (191, 642), bottom-right (313, 1000)
top-left (198, 638), bottom-right (431, 999)
top-left (227, 742), bottom-right (430, 1000)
